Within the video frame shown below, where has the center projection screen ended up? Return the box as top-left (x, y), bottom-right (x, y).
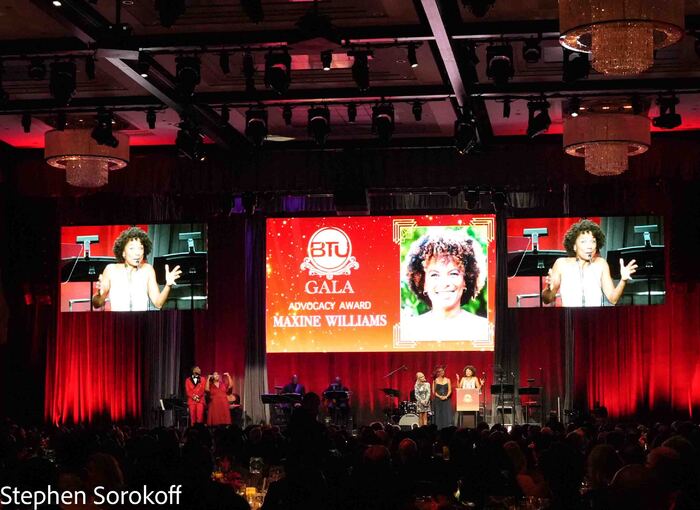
top-left (266, 215), bottom-right (496, 353)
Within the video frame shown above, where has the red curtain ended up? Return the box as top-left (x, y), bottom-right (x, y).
top-left (267, 351), bottom-right (494, 423)
top-left (45, 312), bottom-right (143, 424)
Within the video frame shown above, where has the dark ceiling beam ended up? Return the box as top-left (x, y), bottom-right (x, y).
top-left (28, 0), bottom-right (249, 152)
top-left (417, 0), bottom-right (493, 142)
top-left (469, 77), bottom-right (700, 97)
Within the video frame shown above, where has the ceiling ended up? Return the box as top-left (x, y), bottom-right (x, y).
top-left (2, 0), bottom-right (700, 151)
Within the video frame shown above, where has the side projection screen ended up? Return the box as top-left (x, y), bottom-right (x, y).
top-left (507, 216), bottom-right (665, 308)
top-left (266, 215), bottom-right (496, 353)
top-left (61, 224), bottom-right (207, 312)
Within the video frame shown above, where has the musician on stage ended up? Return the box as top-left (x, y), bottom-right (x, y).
top-left (185, 365), bottom-right (206, 425)
top-left (282, 374), bottom-right (305, 396)
top-left (324, 376), bottom-right (350, 427)
top-left (542, 219), bottom-right (637, 307)
top-left (91, 226), bottom-right (182, 311)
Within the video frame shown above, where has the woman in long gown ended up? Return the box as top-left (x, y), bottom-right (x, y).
top-left (206, 371), bottom-right (232, 426)
top-left (432, 366), bottom-right (453, 429)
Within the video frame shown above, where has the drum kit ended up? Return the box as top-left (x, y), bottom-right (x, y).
top-left (381, 388), bottom-right (419, 428)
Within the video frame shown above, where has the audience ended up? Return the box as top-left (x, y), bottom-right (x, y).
top-left (2, 406), bottom-right (700, 510)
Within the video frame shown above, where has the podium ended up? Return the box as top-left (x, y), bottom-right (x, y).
top-left (456, 388), bottom-right (479, 428)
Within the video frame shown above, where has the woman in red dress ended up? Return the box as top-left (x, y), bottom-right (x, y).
top-left (206, 371), bottom-right (232, 426)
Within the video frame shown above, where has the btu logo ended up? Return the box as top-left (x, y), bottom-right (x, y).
top-left (301, 227), bottom-right (359, 279)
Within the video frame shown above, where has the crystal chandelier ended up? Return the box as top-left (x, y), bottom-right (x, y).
top-left (563, 101), bottom-right (650, 176)
top-left (44, 129), bottom-right (129, 188)
top-left (559, 0), bottom-right (684, 75)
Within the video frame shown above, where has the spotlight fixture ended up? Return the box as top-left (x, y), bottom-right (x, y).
top-left (372, 102), bottom-right (394, 143)
top-left (175, 56), bottom-right (201, 98)
top-left (21, 113), bottom-right (31, 133)
top-left (155, 0), bottom-right (185, 28)
top-left (56, 112), bottom-right (67, 131)
top-left (308, 106), bottom-right (331, 146)
top-left (85, 55), bottom-right (96, 80)
top-left (220, 105), bottom-right (230, 125)
top-left (91, 108), bottom-right (119, 148)
top-left (486, 44), bottom-right (514, 86)
top-left (282, 105), bottom-right (293, 126)
top-left (49, 61), bottom-right (77, 106)
top-left (176, 117), bottom-right (205, 161)
top-left (502, 98), bottom-right (511, 118)
top-left (463, 42), bottom-right (480, 84)
top-left (28, 58), bottom-right (47, 81)
top-left (347, 103), bottom-right (357, 123)
top-left (350, 51), bottom-right (371, 92)
top-left (490, 191), bottom-right (508, 212)
top-left (52, 0), bottom-right (62, 6)
top-left (563, 48), bottom-right (590, 83)
top-left (241, 0), bottom-right (264, 23)
top-left (265, 50), bottom-right (292, 95)
top-left (407, 43), bottom-right (418, 68)
top-left (526, 99), bottom-right (551, 138)
top-left (243, 51), bottom-right (256, 93)
top-left (653, 95), bottom-right (682, 129)
top-left (412, 101), bottom-right (423, 121)
top-left (568, 96), bottom-right (581, 117)
top-left (454, 115), bottom-right (478, 155)
top-left (522, 38), bottom-right (542, 64)
top-left (137, 51), bottom-right (150, 77)
top-left (321, 50), bottom-right (332, 71)
top-left (245, 108), bottom-right (268, 147)
top-left (461, 0), bottom-right (495, 17)
top-left (146, 108), bottom-right (156, 129)
top-left (464, 189), bottom-right (480, 210)
top-left (219, 53), bottom-right (230, 74)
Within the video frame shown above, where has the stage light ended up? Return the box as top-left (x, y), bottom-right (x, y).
top-left (568, 96), bottom-right (581, 117)
top-left (219, 52), bottom-right (230, 74)
top-left (412, 101), bottom-right (423, 121)
top-left (486, 44), bottom-right (514, 86)
top-left (372, 102), bottom-right (394, 143)
top-left (220, 105), bottom-right (229, 125)
top-left (407, 43), bottom-right (418, 68)
top-left (463, 42), bottom-right (479, 84)
top-left (653, 95), bottom-right (682, 129)
top-left (522, 38), bottom-right (541, 64)
top-left (85, 56), bottom-right (96, 80)
top-left (350, 51), bottom-right (371, 92)
top-left (308, 106), bottom-right (331, 146)
top-left (155, 0), bottom-right (185, 28)
top-left (527, 99), bottom-right (551, 138)
top-left (49, 61), bottom-right (76, 105)
top-left (282, 105), bottom-right (293, 126)
top-left (491, 190), bottom-right (508, 212)
top-left (52, 0), bottom-right (62, 7)
top-left (137, 51), bottom-right (150, 77)
top-left (91, 108), bottom-right (119, 148)
top-left (28, 58), bottom-right (46, 81)
top-left (176, 117), bottom-right (206, 161)
top-left (563, 48), bottom-right (590, 83)
top-left (347, 103), bottom-right (357, 123)
top-left (265, 50), bottom-right (291, 95)
top-left (56, 112), bottom-right (67, 131)
top-left (21, 112), bottom-right (31, 133)
top-left (146, 108), bottom-right (156, 129)
top-left (245, 108), bottom-right (268, 147)
top-left (502, 98), bottom-right (511, 118)
top-left (454, 116), bottom-right (478, 155)
top-left (461, 0), bottom-right (495, 17)
top-left (321, 50), bottom-right (332, 71)
top-left (241, 0), bottom-right (264, 23)
top-left (465, 189), bottom-right (480, 210)
top-left (176, 56), bottom-right (201, 98)
top-left (243, 51), bottom-right (256, 93)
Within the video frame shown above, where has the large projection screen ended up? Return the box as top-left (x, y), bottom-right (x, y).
top-left (266, 215), bottom-right (496, 353)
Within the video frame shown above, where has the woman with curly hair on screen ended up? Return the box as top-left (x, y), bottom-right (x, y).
top-left (401, 228), bottom-right (488, 342)
top-left (91, 226), bottom-right (181, 311)
top-left (542, 218), bottom-right (637, 307)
